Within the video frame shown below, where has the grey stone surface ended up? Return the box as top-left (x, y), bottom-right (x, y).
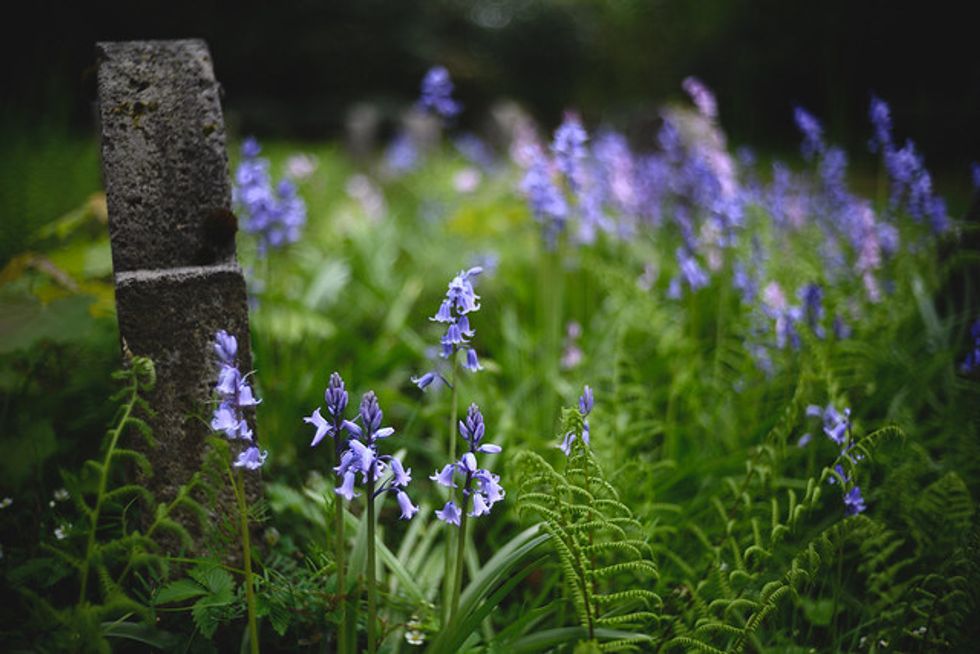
top-left (114, 265), bottom-right (256, 500)
top-left (96, 39), bottom-right (236, 273)
top-left (97, 40), bottom-right (258, 525)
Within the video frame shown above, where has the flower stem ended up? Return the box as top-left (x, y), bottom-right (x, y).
top-left (443, 355), bottom-right (459, 623)
top-left (366, 473), bottom-right (378, 654)
top-left (449, 490), bottom-right (470, 621)
top-left (234, 468), bottom-right (260, 654)
top-left (333, 445), bottom-right (348, 654)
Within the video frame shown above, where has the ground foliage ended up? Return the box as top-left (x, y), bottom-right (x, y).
top-left (1, 81), bottom-right (979, 653)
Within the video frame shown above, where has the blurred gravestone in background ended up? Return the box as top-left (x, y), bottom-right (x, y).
top-left (97, 40), bottom-right (257, 528)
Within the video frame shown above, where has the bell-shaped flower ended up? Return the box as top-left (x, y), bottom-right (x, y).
top-left (211, 403), bottom-right (242, 439)
top-left (412, 371), bottom-right (438, 390)
top-left (436, 501), bottom-right (462, 526)
top-left (469, 492), bottom-right (491, 517)
top-left (214, 330), bottom-right (237, 365)
top-left (579, 385), bottom-right (594, 416)
top-left (304, 407), bottom-right (332, 447)
top-left (397, 491), bottom-right (419, 520)
top-left (430, 464), bottom-right (457, 488)
top-left (336, 470), bottom-right (359, 500)
top-left (474, 470), bottom-right (505, 506)
top-left (234, 446), bottom-right (268, 471)
top-left (389, 457), bottom-right (412, 487)
top-left (431, 300), bottom-right (453, 323)
top-left (463, 348), bottom-right (483, 372)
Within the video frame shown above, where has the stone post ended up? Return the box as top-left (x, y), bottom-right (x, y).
top-left (96, 40), bottom-right (257, 525)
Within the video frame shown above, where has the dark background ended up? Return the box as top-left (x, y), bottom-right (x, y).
top-left (2, 0), bottom-right (978, 170)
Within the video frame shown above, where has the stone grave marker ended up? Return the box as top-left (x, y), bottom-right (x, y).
top-left (96, 39), bottom-right (257, 527)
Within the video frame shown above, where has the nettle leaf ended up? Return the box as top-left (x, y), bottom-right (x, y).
top-left (189, 564), bottom-right (235, 596)
top-left (154, 579), bottom-right (208, 605)
top-left (191, 579), bottom-right (240, 639)
top-left (256, 590), bottom-right (292, 637)
top-left (155, 565), bottom-right (240, 638)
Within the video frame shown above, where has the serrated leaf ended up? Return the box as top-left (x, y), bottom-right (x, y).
top-left (154, 579), bottom-right (208, 605)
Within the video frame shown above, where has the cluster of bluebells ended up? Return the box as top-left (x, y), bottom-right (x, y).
top-left (960, 319), bottom-right (980, 374)
top-left (431, 404), bottom-right (504, 525)
top-left (790, 106), bottom-right (896, 302)
top-left (519, 78), bottom-right (958, 375)
top-left (413, 267), bottom-right (484, 389)
top-left (800, 403), bottom-right (866, 516)
top-left (210, 330), bottom-right (267, 470)
top-left (518, 139), bottom-right (569, 248)
top-left (418, 66), bottom-right (461, 119)
top-left (307, 384), bottom-right (418, 520)
top-left (868, 96), bottom-right (949, 233)
top-left (233, 137), bottom-right (307, 254)
top-left (507, 79), bottom-right (965, 373)
top-left (558, 386), bottom-right (594, 456)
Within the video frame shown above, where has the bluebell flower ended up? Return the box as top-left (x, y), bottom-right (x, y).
top-left (214, 330), bottom-right (237, 365)
top-left (414, 268), bottom-right (485, 389)
top-left (463, 348), bottom-right (483, 372)
top-left (809, 400), bottom-right (868, 514)
top-left (234, 446), bottom-right (268, 471)
top-left (521, 144), bottom-right (569, 248)
top-left (384, 132), bottom-right (420, 175)
top-left (432, 404), bottom-right (504, 524)
top-left (682, 76), bottom-right (718, 120)
top-left (418, 66), bottom-right (461, 119)
top-left (668, 247), bottom-right (709, 299)
top-left (799, 283), bottom-right (826, 339)
top-left (843, 486), bottom-right (867, 516)
top-left (794, 106), bottom-right (824, 160)
top-left (960, 319), bottom-right (980, 373)
top-left (868, 95), bottom-right (893, 153)
top-left (593, 130), bottom-right (640, 219)
top-left (552, 113), bottom-right (588, 193)
top-left (732, 261), bottom-right (757, 304)
top-left (559, 386), bottom-right (594, 456)
top-left (410, 371), bottom-right (439, 390)
top-left (579, 385), bottom-right (594, 415)
top-left (657, 120), bottom-right (683, 163)
top-left (210, 330), bottom-right (266, 469)
top-left (333, 391), bottom-right (417, 519)
top-left (878, 122), bottom-right (948, 233)
top-left (396, 491), bottom-right (419, 520)
top-left (435, 501), bottom-right (461, 526)
top-left (305, 372), bottom-right (351, 448)
top-left (823, 406), bottom-right (850, 445)
top-left (972, 162), bottom-right (980, 189)
top-left (233, 137), bottom-right (308, 253)
top-left (806, 403), bottom-right (851, 446)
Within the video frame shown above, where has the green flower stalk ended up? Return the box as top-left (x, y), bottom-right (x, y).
top-left (310, 388), bottom-right (417, 652)
top-left (211, 330), bottom-right (267, 654)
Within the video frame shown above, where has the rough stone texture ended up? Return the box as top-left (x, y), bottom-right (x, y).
top-left (97, 40), bottom-right (258, 528)
top-left (96, 40), bottom-right (236, 273)
top-left (113, 265), bottom-right (256, 500)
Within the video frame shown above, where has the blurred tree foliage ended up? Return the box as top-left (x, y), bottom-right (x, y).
top-left (2, 0), bottom-right (977, 163)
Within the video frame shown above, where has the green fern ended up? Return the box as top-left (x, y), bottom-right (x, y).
top-left (18, 355), bottom-right (207, 650)
top-left (517, 406), bottom-right (661, 651)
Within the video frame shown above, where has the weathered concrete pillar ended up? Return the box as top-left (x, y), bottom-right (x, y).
top-left (96, 40), bottom-right (256, 514)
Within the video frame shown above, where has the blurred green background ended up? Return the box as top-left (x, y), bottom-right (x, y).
top-left (3, 0), bottom-right (979, 265)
